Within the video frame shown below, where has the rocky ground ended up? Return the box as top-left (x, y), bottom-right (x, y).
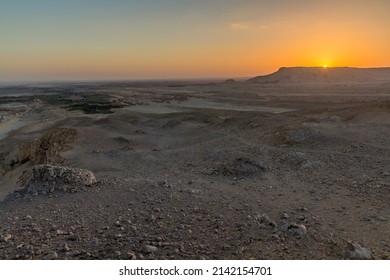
top-left (0, 81), bottom-right (389, 259)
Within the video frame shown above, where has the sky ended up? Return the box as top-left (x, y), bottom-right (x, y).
top-left (1, 0), bottom-right (390, 81)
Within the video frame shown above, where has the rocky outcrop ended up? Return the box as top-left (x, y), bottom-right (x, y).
top-left (8, 165), bottom-right (97, 199)
top-left (30, 164), bottom-right (97, 186)
top-left (0, 127), bottom-right (77, 173)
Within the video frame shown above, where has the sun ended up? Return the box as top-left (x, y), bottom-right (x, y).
top-left (323, 64), bottom-right (328, 68)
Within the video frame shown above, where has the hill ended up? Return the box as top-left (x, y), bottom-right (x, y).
top-left (247, 67), bottom-right (390, 84)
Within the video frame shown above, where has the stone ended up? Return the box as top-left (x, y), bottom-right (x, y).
top-left (158, 181), bottom-right (173, 188)
top-left (56, 229), bottom-right (67, 236)
top-left (345, 242), bottom-right (373, 260)
top-left (68, 232), bottom-right (80, 241)
top-left (222, 158), bottom-right (266, 176)
top-left (287, 223), bottom-right (307, 236)
top-left (141, 245), bottom-right (158, 254)
top-left (43, 251), bottom-right (58, 260)
top-left (127, 252), bottom-right (137, 260)
top-left (259, 214), bottom-right (276, 229)
top-left (0, 234), bottom-right (12, 243)
top-left (63, 243), bottom-right (71, 252)
top-left (183, 188), bottom-right (201, 194)
top-left (281, 213), bottom-right (289, 220)
top-left (115, 251), bottom-right (122, 257)
top-left (30, 164), bottom-right (97, 187)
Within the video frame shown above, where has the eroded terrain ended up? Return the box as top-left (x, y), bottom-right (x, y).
top-left (0, 80), bottom-right (389, 259)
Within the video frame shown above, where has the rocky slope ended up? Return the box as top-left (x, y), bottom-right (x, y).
top-left (0, 81), bottom-right (389, 260)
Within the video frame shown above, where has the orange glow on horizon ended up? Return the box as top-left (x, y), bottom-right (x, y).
top-left (1, 1), bottom-right (389, 81)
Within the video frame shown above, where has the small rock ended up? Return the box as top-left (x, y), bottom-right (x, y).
top-left (63, 243), bottom-right (70, 252)
top-left (259, 214), bottom-right (276, 229)
top-left (299, 214), bottom-right (308, 221)
top-left (281, 213), bottom-right (289, 220)
top-left (68, 232), bottom-right (80, 241)
top-left (345, 242), bottom-right (373, 260)
top-left (127, 252), bottom-right (137, 260)
top-left (0, 234), bottom-right (12, 243)
top-left (92, 238), bottom-right (99, 245)
top-left (141, 245), bottom-right (158, 254)
top-left (287, 223), bottom-right (307, 236)
top-left (377, 216), bottom-right (386, 222)
top-left (260, 214), bottom-right (271, 223)
top-left (267, 234), bottom-right (282, 242)
top-left (183, 188), bottom-right (201, 194)
top-left (56, 229), bottom-right (67, 236)
top-left (43, 251), bottom-right (58, 260)
top-left (115, 251), bottom-right (122, 257)
top-left (135, 130), bottom-right (146, 134)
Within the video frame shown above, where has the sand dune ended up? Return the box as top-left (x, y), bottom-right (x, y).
top-left (248, 67), bottom-right (390, 84)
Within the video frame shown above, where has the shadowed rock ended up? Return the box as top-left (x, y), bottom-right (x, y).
top-left (345, 242), bottom-right (373, 260)
top-left (0, 127), bottom-right (77, 173)
top-left (6, 165), bottom-right (97, 200)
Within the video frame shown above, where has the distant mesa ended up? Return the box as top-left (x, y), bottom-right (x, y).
top-left (247, 67), bottom-right (390, 84)
top-left (223, 79), bottom-right (237, 84)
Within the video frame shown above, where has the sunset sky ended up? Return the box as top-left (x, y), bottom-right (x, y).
top-left (1, 0), bottom-right (390, 81)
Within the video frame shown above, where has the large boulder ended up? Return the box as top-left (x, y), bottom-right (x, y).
top-left (6, 164), bottom-right (97, 200)
top-left (13, 164), bottom-right (98, 198)
top-left (31, 164), bottom-right (97, 186)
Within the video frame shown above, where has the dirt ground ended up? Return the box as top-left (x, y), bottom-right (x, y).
top-left (0, 79), bottom-right (389, 259)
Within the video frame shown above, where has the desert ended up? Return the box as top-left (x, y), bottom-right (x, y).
top-left (0, 67), bottom-right (389, 260)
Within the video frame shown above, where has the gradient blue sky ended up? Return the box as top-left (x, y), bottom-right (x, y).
top-left (1, 0), bottom-right (390, 81)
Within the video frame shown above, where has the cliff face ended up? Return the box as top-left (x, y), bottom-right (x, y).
top-left (247, 67), bottom-right (390, 84)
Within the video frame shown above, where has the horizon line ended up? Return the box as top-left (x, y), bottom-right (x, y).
top-left (2, 65), bottom-right (390, 85)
